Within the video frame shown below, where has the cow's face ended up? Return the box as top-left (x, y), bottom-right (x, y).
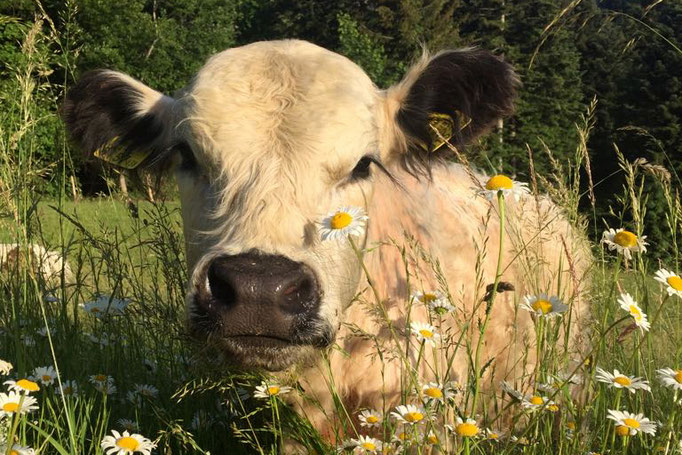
top-left (62, 40), bottom-right (517, 371)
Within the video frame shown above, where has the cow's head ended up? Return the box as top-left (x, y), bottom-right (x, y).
top-left (62, 40), bottom-right (517, 371)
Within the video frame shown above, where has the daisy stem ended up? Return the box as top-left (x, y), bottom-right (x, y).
top-left (464, 436), bottom-right (470, 455)
top-left (663, 390), bottom-right (678, 454)
top-left (606, 389), bottom-right (623, 452)
top-left (5, 394), bottom-right (25, 455)
top-left (471, 191), bottom-right (506, 415)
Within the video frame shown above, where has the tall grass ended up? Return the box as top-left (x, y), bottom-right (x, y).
top-left (1, 7), bottom-right (681, 455)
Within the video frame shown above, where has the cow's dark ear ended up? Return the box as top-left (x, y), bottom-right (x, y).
top-left (385, 48), bottom-right (518, 175)
top-left (61, 70), bottom-right (179, 170)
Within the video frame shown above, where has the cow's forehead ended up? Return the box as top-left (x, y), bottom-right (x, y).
top-left (184, 40), bottom-right (379, 171)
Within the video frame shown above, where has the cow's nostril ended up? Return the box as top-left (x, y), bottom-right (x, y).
top-left (207, 261), bottom-right (238, 307)
top-left (279, 271), bottom-right (317, 310)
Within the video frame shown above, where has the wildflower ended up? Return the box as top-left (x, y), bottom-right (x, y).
top-left (90, 374), bottom-right (117, 394)
top-left (134, 384), bottom-right (159, 399)
top-left (425, 431), bottom-right (440, 445)
top-left (0, 392), bottom-right (39, 417)
top-left (4, 378), bottom-right (40, 394)
top-left (391, 427), bottom-right (413, 444)
top-left (0, 359), bottom-right (13, 375)
top-left (348, 435), bottom-right (382, 453)
top-left (358, 409), bottom-right (382, 427)
top-left (81, 295), bottom-right (129, 318)
top-left (485, 428), bottom-right (503, 441)
top-left (253, 381), bottom-right (292, 399)
top-left (546, 401), bottom-right (560, 412)
top-left (413, 290), bottom-right (454, 314)
top-left (521, 394), bottom-right (548, 411)
top-left (89, 333), bottom-right (112, 346)
top-left (500, 381), bottom-right (524, 401)
top-left (520, 294), bottom-right (568, 317)
top-left (36, 327), bottom-right (55, 337)
top-left (420, 382), bottom-right (454, 404)
top-left (477, 174), bottom-right (530, 202)
top-left (602, 228), bottom-right (647, 260)
top-left (654, 269), bottom-right (682, 298)
top-left (142, 359), bottom-right (157, 374)
top-left (22, 335), bottom-right (35, 347)
top-left (44, 294), bottom-right (59, 303)
top-left (56, 380), bottom-right (79, 397)
top-left (101, 430), bottom-right (156, 455)
top-left (33, 365), bottom-right (58, 386)
top-left (410, 321), bottom-right (440, 347)
top-left (454, 417), bottom-right (479, 437)
top-left (607, 410), bottom-right (656, 436)
top-left (391, 404), bottom-right (427, 425)
top-left (657, 368), bottom-right (682, 391)
top-left (117, 419), bottom-right (140, 432)
top-left (618, 293), bottom-right (650, 332)
top-left (319, 207), bottom-right (368, 241)
top-left (595, 368), bottom-right (651, 393)
top-left (0, 444), bottom-right (35, 455)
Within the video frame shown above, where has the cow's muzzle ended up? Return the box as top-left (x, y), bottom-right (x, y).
top-left (190, 251), bottom-right (333, 370)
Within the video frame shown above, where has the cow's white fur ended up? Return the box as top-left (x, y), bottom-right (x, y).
top-left (80, 40), bottom-right (590, 438)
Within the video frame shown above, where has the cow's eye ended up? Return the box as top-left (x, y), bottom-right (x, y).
top-left (177, 142), bottom-right (198, 171)
top-left (351, 156), bottom-right (374, 180)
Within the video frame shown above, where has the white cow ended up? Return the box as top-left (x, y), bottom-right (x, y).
top-left (62, 40), bottom-right (589, 440)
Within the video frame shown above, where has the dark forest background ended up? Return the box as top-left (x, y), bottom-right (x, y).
top-left (1, 0), bottom-right (681, 258)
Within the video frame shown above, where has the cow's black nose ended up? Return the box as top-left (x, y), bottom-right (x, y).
top-left (206, 252), bottom-right (320, 315)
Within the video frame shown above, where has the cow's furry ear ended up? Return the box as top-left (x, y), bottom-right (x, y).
top-left (385, 48), bottom-right (519, 176)
top-left (61, 70), bottom-right (179, 171)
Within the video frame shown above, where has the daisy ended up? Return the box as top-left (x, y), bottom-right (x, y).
top-left (56, 380), bottom-right (79, 397)
top-left (0, 359), bottom-right (13, 375)
top-left (520, 294), bottom-right (568, 317)
top-left (618, 293), bottom-right (650, 332)
top-left (425, 431), bottom-right (441, 445)
top-left (0, 444), bottom-right (34, 455)
top-left (36, 327), bottom-right (55, 337)
top-left (90, 374), bottom-right (117, 394)
top-left (412, 290), bottom-right (454, 314)
top-left (253, 381), bottom-right (292, 399)
top-left (4, 378), bottom-right (40, 394)
top-left (657, 368), bottom-right (682, 391)
top-left (595, 368), bottom-right (651, 393)
top-left (391, 404), bottom-right (427, 425)
top-left (454, 416), bottom-right (479, 437)
top-left (602, 228), bottom-right (647, 260)
top-left (420, 382), bottom-right (454, 405)
top-left (348, 435), bottom-right (382, 453)
top-left (500, 381), bottom-right (524, 401)
top-left (133, 384), bottom-right (159, 399)
top-left (101, 430), bottom-right (156, 455)
top-left (358, 409), bottom-right (382, 427)
top-left (410, 321), bottom-right (440, 347)
top-left (392, 427), bottom-right (413, 444)
top-left (319, 206), bottom-right (368, 241)
top-left (117, 419), bottom-right (140, 432)
top-left (477, 174), bottom-right (530, 202)
top-left (33, 365), bottom-right (57, 386)
top-left (0, 391), bottom-right (39, 417)
top-left (607, 409), bottom-right (656, 436)
top-left (81, 295), bottom-right (129, 318)
top-left (521, 394), bottom-right (548, 411)
top-left (654, 269), bottom-right (682, 298)
top-left (484, 428), bottom-right (503, 441)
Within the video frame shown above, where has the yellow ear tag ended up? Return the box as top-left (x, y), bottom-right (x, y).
top-left (428, 113), bottom-right (454, 151)
top-left (93, 138), bottom-right (153, 170)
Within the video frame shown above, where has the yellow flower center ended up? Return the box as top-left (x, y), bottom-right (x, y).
top-left (427, 434), bottom-right (439, 444)
top-left (361, 442), bottom-right (376, 450)
top-left (616, 425), bottom-right (630, 436)
top-left (532, 299), bottom-right (553, 314)
top-left (330, 212), bottom-right (352, 230)
top-left (455, 423), bottom-right (479, 437)
top-left (614, 376), bottom-right (631, 386)
top-left (425, 387), bottom-right (443, 398)
top-left (547, 404), bottom-right (559, 412)
top-left (396, 432), bottom-right (407, 441)
top-left (63, 387), bottom-right (73, 395)
top-left (530, 396), bottom-right (544, 405)
top-left (42, 375), bottom-right (52, 382)
top-left (566, 422), bottom-right (576, 430)
top-left (421, 293), bottom-right (437, 303)
top-left (613, 230), bottom-right (637, 248)
top-left (674, 370), bottom-right (682, 383)
top-left (488, 432), bottom-right (499, 440)
top-left (629, 305), bottom-right (642, 320)
top-left (16, 379), bottom-right (39, 392)
top-left (623, 418), bottom-right (640, 428)
top-left (2, 402), bottom-right (19, 412)
top-left (419, 329), bottom-right (434, 339)
top-left (116, 437), bottom-right (140, 450)
top-left (485, 175), bottom-right (513, 191)
top-left (10, 450), bottom-right (19, 455)
top-left (267, 386), bottom-right (280, 395)
top-left (666, 276), bottom-right (682, 291)
top-left (404, 412), bottom-right (424, 423)
top-left (366, 415), bottom-right (379, 424)
top-left (94, 374), bottom-right (108, 382)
